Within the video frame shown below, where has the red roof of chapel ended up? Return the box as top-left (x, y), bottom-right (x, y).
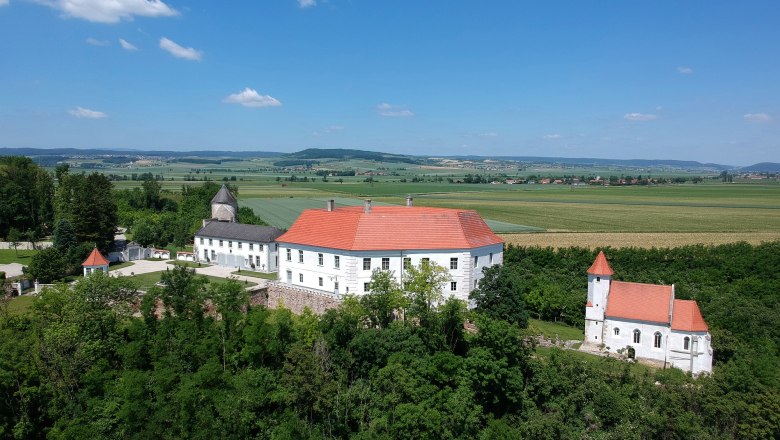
top-left (82, 248), bottom-right (109, 267)
top-left (605, 281), bottom-right (673, 324)
top-left (277, 206), bottom-right (503, 251)
top-left (671, 299), bottom-right (709, 332)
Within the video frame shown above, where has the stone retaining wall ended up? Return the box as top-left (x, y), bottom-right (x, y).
top-left (249, 282), bottom-right (342, 315)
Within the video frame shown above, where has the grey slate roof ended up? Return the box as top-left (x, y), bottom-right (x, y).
top-left (211, 184), bottom-right (237, 205)
top-left (195, 221), bottom-right (283, 242)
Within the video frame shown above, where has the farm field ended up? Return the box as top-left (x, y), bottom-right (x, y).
top-left (503, 231), bottom-right (780, 249)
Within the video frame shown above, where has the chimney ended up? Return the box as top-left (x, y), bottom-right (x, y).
top-left (326, 199), bottom-right (335, 212)
top-left (406, 195), bottom-right (413, 207)
top-left (364, 199), bottom-right (372, 214)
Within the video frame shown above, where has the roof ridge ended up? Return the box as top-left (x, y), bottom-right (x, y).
top-left (612, 280), bottom-right (672, 288)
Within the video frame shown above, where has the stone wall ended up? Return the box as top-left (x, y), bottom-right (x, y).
top-left (249, 282), bottom-right (342, 315)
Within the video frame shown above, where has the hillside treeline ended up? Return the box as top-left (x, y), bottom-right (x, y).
top-left (2, 243), bottom-right (779, 438)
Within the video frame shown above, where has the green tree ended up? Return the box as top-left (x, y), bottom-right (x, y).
top-left (361, 269), bottom-right (406, 328)
top-left (24, 247), bottom-right (66, 283)
top-left (6, 228), bottom-right (21, 256)
top-left (52, 219), bottom-right (77, 254)
top-left (56, 171), bottom-right (118, 252)
top-left (470, 265), bottom-right (529, 328)
top-left (403, 260), bottom-right (451, 318)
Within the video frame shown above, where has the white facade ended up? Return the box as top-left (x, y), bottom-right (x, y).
top-left (584, 273), bottom-right (713, 375)
top-left (276, 243), bottom-right (504, 301)
top-left (194, 235), bottom-right (279, 273)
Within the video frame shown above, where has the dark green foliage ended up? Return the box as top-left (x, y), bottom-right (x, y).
top-left (52, 218), bottom-right (77, 254)
top-left (0, 156), bottom-right (55, 238)
top-left (469, 264), bottom-right (529, 327)
top-left (1, 242), bottom-right (780, 438)
top-left (24, 247), bottom-right (66, 283)
top-left (238, 206), bottom-right (268, 226)
top-left (56, 170), bottom-right (118, 252)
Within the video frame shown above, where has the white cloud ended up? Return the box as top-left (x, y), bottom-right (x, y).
top-left (224, 88), bottom-right (282, 108)
top-left (677, 66), bottom-right (693, 74)
top-left (377, 103), bottom-right (414, 117)
top-left (744, 113), bottom-right (772, 123)
top-left (298, 0), bottom-right (316, 8)
top-left (36, 0), bottom-right (177, 23)
top-left (119, 38), bottom-right (138, 51)
top-left (68, 106), bottom-right (107, 119)
top-left (544, 134), bottom-right (562, 139)
top-left (159, 37), bottom-right (202, 61)
top-left (0, 0), bottom-right (9, 7)
top-left (86, 37), bottom-right (109, 46)
top-left (624, 112), bottom-right (658, 121)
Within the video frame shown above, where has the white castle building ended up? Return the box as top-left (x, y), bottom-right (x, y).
top-left (193, 185), bottom-right (283, 273)
top-left (275, 198), bottom-right (504, 301)
top-left (584, 251), bottom-right (713, 374)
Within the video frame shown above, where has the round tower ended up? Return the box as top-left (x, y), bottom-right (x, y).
top-left (211, 184), bottom-right (238, 222)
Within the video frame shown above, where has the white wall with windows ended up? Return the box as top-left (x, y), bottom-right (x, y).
top-left (194, 235), bottom-right (279, 273)
top-left (277, 243), bottom-right (504, 301)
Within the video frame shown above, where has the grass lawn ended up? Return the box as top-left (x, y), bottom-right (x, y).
top-left (231, 270), bottom-right (278, 280)
top-left (0, 249), bottom-right (37, 265)
top-left (109, 261), bottom-right (135, 271)
top-left (529, 318), bottom-right (584, 341)
top-left (2, 295), bottom-right (36, 316)
top-left (167, 260), bottom-right (204, 269)
top-left (126, 271), bottom-right (257, 290)
top-left (534, 346), bottom-right (656, 377)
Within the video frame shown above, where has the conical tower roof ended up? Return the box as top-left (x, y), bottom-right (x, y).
top-left (82, 248), bottom-right (109, 267)
top-left (587, 250), bottom-right (614, 276)
top-left (211, 184), bottom-right (237, 205)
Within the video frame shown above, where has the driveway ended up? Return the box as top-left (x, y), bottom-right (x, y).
top-left (110, 259), bottom-right (172, 277)
top-left (0, 263), bottom-right (25, 278)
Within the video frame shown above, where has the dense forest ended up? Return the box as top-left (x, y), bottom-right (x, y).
top-left (1, 242), bottom-right (779, 439)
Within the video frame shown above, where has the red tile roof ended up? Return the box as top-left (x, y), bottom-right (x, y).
top-left (605, 281), bottom-right (672, 324)
top-left (587, 251), bottom-right (614, 276)
top-left (671, 300), bottom-right (709, 332)
top-left (82, 248), bottom-right (109, 267)
top-left (277, 206), bottom-right (503, 251)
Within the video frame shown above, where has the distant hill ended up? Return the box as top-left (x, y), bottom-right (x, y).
top-left (445, 155), bottom-right (733, 171)
top-left (286, 148), bottom-right (423, 164)
top-left (739, 162), bottom-right (780, 172)
top-left (0, 147), bottom-right (283, 159)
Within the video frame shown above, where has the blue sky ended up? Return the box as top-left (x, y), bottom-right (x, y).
top-left (0, 1), bottom-right (778, 165)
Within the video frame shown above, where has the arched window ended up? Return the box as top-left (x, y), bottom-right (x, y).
top-left (614, 328), bottom-right (620, 336)
top-left (633, 329), bottom-right (641, 344)
top-left (683, 336), bottom-right (690, 350)
top-left (654, 332), bottom-right (662, 348)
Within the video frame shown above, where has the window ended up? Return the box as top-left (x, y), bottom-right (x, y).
top-left (208, 238), bottom-right (213, 245)
top-left (199, 237), bottom-right (204, 244)
top-left (275, 244), bottom-right (278, 251)
top-left (450, 257), bottom-right (458, 270)
top-left (318, 253), bottom-right (324, 266)
top-left (211, 250), bottom-right (216, 260)
top-left (334, 255), bottom-right (340, 269)
top-left (596, 276), bottom-right (601, 282)
top-left (364, 282), bottom-right (370, 292)
top-left (318, 277), bottom-right (323, 287)
top-left (363, 258), bottom-right (371, 270)
top-left (258, 244), bottom-right (264, 251)
top-left (633, 329), bottom-right (641, 344)
top-left (614, 328), bottom-right (620, 336)
top-left (474, 255), bottom-right (478, 266)
top-left (298, 250), bottom-right (304, 263)
top-left (382, 257), bottom-right (390, 270)
top-left (489, 253), bottom-right (493, 264)
top-left (203, 249), bottom-right (208, 259)
top-left (403, 257), bottom-right (411, 269)
top-left (683, 336), bottom-right (690, 350)
top-left (422, 257), bottom-right (430, 265)
top-left (299, 273), bottom-right (303, 283)
top-left (249, 243), bottom-right (253, 251)
top-left (451, 281), bottom-right (457, 291)
top-left (654, 332), bottom-right (662, 348)
top-left (334, 281), bottom-right (339, 291)
top-left (238, 242), bottom-right (242, 249)
top-left (229, 241), bottom-right (233, 248)
top-left (286, 249), bottom-right (291, 261)
top-left (219, 240), bottom-right (224, 247)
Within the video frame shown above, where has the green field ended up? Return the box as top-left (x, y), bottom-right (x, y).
top-left (529, 318), bottom-right (584, 341)
top-left (2, 295), bottom-right (36, 316)
top-left (0, 249), bottom-right (37, 265)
